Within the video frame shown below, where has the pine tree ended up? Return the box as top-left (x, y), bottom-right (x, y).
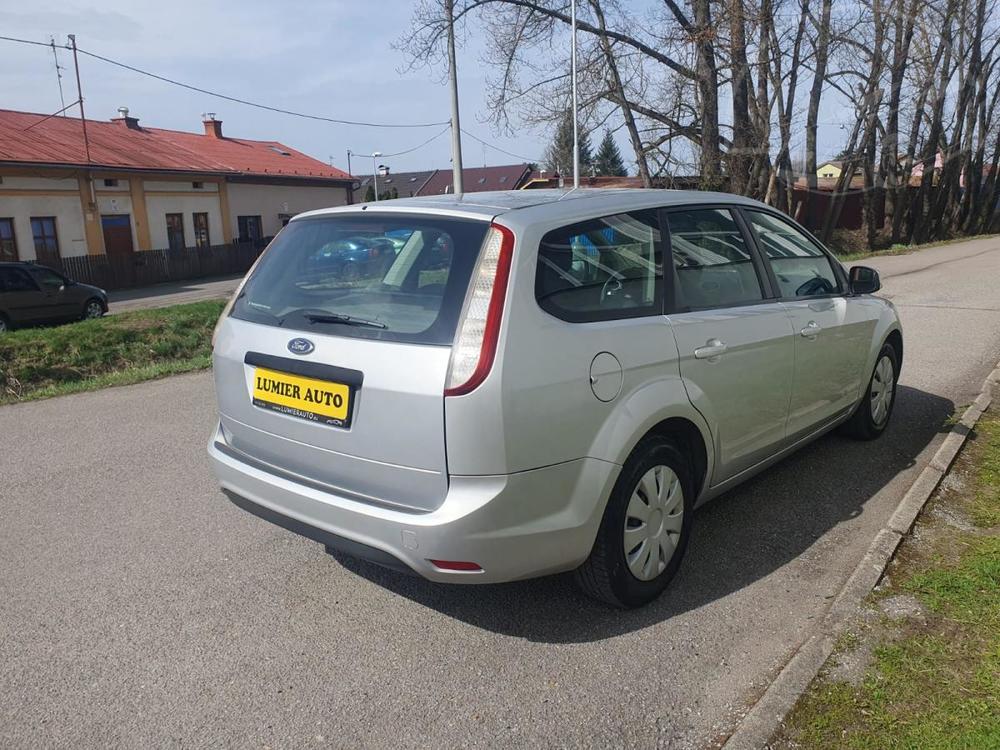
top-left (544, 109), bottom-right (593, 177)
top-left (594, 130), bottom-right (628, 177)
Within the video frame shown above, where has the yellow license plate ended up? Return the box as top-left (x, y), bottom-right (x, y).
top-left (252, 367), bottom-right (353, 427)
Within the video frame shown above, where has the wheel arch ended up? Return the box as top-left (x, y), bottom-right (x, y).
top-left (640, 417), bottom-right (710, 500)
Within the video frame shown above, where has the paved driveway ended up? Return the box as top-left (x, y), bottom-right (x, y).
top-left (2, 237), bottom-right (999, 748)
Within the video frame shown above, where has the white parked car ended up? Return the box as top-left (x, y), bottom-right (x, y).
top-left (209, 189), bottom-right (902, 607)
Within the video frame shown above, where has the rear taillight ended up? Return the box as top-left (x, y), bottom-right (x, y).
top-left (444, 223), bottom-right (514, 397)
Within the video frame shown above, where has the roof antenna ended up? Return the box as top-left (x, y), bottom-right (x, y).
top-left (49, 37), bottom-right (67, 115)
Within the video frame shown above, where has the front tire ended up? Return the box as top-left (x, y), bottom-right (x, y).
top-left (0, 314), bottom-right (9, 333)
top-left (82, 298), bottom-right (105, 320)
top-left (575, 436), bottom-right (695, 608)
top-left (843, 342), bottom-right (899, 440)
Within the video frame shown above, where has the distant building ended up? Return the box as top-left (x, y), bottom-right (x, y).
top-left (816, 160), bottom-right (847, 179)
top-left (353, 164), bottom-right (533, 200)
top-left (0, 107), bottom-right (352, 263)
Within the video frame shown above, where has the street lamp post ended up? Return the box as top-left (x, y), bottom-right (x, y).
top-left (371, 151), bottom-right (382, 202)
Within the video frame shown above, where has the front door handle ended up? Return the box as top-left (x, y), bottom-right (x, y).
top-left (694, 339), bottom-right (728, 360)
top-left (800, 321), bottom-right (821, 339)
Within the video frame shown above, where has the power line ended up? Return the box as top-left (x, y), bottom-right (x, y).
top-left (76, 47), bottom-right (451, 129)
top-left (460, 128), bottom-right (542, 164)
top-left (0, 34), bottom-right (450, 129)
top-left (0, 34), bottom-right (53, 48)
top-left (379, 125), bottom-right (452, 158)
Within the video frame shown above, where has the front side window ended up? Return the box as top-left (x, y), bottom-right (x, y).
top-left (231, 214), bottom-right (489, 345)
top-left (535, 210), bottom-right (662, 322)
top-left (193, 212), bottom-right (210, 248)
top-left (667, 208), bottom-right (764, 309)
top-left (29, 266), bottom-right (67, 291)
top-left (0, 218), bottom-right (18, 261)
top-left (744, 210), bottom-right (841, 298)
top-left (30, 217), bottom-right (60, 264)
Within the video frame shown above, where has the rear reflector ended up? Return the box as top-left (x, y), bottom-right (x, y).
top-left (444, 223), bottom-right (514, 396)
top-left (428, 559), bottom-right (483, 572)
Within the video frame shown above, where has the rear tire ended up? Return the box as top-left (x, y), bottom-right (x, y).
top-left (575, 436), bottom-right (695, 608)
top-left (0, 314), bottom-right (9, 333)
top-left (842, 342), bottom-right (899, 440)
top-left (82, 298), bottom-right (105, 320)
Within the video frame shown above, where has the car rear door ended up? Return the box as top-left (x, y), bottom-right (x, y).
top-left (663, 206), bottom-right (795, 484)
top-left (0, 267), bottom-right (47, 324)
top-left (741, 209), bottom-right (873, 440)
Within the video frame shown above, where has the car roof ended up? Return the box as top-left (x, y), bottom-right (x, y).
top-left (293, 188), bottom-right (764, 225)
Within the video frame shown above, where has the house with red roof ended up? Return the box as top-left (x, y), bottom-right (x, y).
top-left (0, 107), bottom-right (353, 264)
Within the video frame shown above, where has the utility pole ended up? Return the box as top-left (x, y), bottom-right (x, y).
top-left (49, 37), bottom-right (66, 114)
top-left (570, 0), bottom-right (579, 189)
top-left (346, 150), bottom-right (353, 176)
top-left (445, 0), bottom-right (464, 196)
top-left (67, 35), bottom-right (91, 163)
top-left (371, 152), bottom-right (382, 201)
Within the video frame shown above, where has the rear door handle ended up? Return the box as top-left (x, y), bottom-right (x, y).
top-left (800, 321), bottom-right (821, 339)
top-left (694, 339), bottom-right (728, 360)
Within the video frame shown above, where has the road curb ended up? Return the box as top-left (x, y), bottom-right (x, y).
top-left (722, 360), bottom-right (999, 750)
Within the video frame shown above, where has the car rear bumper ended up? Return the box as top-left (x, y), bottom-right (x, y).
top-left (208, 423), bottom-right (618, 583)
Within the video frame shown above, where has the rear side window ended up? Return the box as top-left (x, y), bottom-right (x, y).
top-left (231, 215), bottom-right (489, 345)
top-left (744, 210), bottom-right (841, 298)
top-left (535, 210), bottom-right (662, 322)
top-left (0, 268), bottom-right (38, 292)
top-left (666, 208), bottom-right (764, 309)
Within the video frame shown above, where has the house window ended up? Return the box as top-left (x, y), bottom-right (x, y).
top-left (166, 213), bottom-right (185, 251)
top-left (192, 181), bottom-right (204, 190)
top-left (193, 212), bottom-right (210, 248)
top-left (30, 217), bottom-right (61, 265)
top-left (0, 218), bottom-right (17, 261)
top-left (238, 215), bottom-right (263, 243)
top-left (103, 178), bottom-right (119, 187)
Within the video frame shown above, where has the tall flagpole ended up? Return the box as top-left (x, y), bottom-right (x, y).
top-left (570, 0), bottom-right (579, 189)
top-left (445, 0), bottom-right (465, 196)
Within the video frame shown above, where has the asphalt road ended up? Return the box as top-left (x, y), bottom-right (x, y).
top-left (108, 275), bottom-right (240, 313)
top-left (2, 236), bottom-right (999, 749)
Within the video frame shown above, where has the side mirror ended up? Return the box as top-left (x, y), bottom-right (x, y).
top-left (849, 265), bottom-right (881, 295)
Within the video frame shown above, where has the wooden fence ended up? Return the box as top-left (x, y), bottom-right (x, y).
top-left (42, 240), bottom-right (270, 291)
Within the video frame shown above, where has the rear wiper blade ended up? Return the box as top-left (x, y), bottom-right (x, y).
top-left (304, 312), bottom-right (388, 330)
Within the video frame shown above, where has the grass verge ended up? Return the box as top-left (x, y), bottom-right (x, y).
top-left (0, 299), bottom-right (225, 405)
top-left (773, 410), bottom-right (1000, 749)
top-left (831, 232), bottom-right (1000, 263)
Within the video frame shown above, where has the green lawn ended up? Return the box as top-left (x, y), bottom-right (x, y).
top-left (775, 412), bottom-right (1000, 749)
top-left (0, 299), bottom-right (225, 405)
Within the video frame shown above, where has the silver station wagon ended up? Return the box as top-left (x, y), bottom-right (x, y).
top-left (209, 189), bottom-right (902, 608)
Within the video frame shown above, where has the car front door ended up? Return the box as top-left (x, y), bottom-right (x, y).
top-left (27, 266), bottom-right (79, 320)
top-left (0, 267), bottom-right (47, 324)
top-left (664, 206), bottom-right (795, 484)
top-left (742, 209), bottom-right (874, 440)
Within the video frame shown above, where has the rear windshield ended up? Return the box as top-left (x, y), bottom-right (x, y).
top-left (231, 214), bottom-right (490, 345)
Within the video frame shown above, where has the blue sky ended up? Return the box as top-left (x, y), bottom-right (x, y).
top-left (0, 0), bottom-right (848, 176)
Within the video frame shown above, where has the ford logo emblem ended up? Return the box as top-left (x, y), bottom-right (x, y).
top-left (287, 338), bottom-right (315, 355)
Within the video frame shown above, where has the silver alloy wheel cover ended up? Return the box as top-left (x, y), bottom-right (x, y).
top-left (0, 319), bottom-right (6, 332)
top-left (870, 354), bottom-right (894, 426)
top-left (623, 465), bottom-right (684, 581)
top-left (86, 301), bottom-right (102, 318)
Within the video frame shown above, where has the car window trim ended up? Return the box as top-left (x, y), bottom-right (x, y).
top-left (534, 208), bottom-right (665, 324)
top-left (736, 207), bottom-right (849, 301)
top-left (659, 203), bottom-right (777, 315)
